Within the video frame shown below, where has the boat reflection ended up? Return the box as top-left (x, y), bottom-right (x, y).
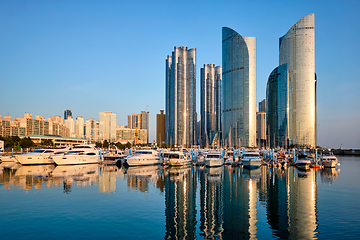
top-left (320, 167), bottom-right (340, 184)
top-left (125, 165), bottom-right (163, 193)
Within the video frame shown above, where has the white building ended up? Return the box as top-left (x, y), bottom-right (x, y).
top-left (99, 112), bottom-right (117, 143)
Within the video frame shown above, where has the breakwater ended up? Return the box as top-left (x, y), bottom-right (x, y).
top-left (332, 149), bottom-right (360, 156)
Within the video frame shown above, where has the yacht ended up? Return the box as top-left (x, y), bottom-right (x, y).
top-left (295, 154), bottom-right (312, 169)
top-left (204, 152), bottom-right (224, 167)
top-left (166, 151), bottom-right (192, 166)
top-left (123, 149), bottom-right (162, 166)
top-left (241, 150), bottom-right (262, 169)
top-left (51, 145), bottom-right (99, 165)
top-left (319, 150), bottom-right (339, 168)
top-left (14, 147), bottom-right (69, 165)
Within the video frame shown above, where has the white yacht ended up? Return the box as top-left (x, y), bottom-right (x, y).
top-left (166, 151), bottom-right (192, 166)
top-left (204, 152), bottom-right (224, 167)
top-left (15, 147), bottom-right (69, 165)
top-left (295, 154), bottom-right (312, 169)
top-left (51, 145), bottom-right (99, 165)
top-left (241, 150), bottom-right (262, 169)
top-left (319, 150), bottom-right (338, 168)
top-left (123, 149), bottom-right (162, 166)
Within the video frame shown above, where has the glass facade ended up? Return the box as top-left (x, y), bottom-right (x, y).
top-left (266, 64), bottom-right (289, 148)
top-left (222, 27), bottom-right (256, 147)
top-left (165, 46), bottom-right (196, 146)
top-left (267, 13), bottom-right (316, 148)
top-left (200, 64), bottom-right (222, 146)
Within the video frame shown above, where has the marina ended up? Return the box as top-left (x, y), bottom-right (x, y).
top-left (1, 153), bottom-right (359, 239)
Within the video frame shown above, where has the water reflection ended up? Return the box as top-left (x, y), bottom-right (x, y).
top-left (320, 168), bottom-right (340, 184)
top-left (124, 165), bottom-right (164, 193)
top-left (163, 165), bottom-right (322, 239)
top-left (0, 162), bottom-right (339, 239)
top-left (165, 166), bottom-right (197, 239)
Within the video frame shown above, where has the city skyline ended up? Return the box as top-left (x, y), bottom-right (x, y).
top-left (0, 0), bottom-right (359, 148)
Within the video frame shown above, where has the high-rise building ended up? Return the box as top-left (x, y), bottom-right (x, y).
top-left (99, 112), bottom-right (117, 142)
top-left (156, 110), bottom-right (165, 145)
top-left (259, 99), bottom-right (266, 112)
top-left (267, 13), bottom-right (316, 148)
top-left (75, 116), bottom-right (85, 139)
top-left (64, 116), bottom-right (75, 137)
top-left (64, 109), bottom-right (72, 120)
top-left (85, 118), bottom-right (99, 142)
top-left (127, 111), bottom-right (149, 143)
top-left (256, 112), bottom-right (266, 148)
top-left (222, 27), bottom-right (257, 147)
top-left (165, 46), bottom-right (196, 146)
top-left (200, 64), bottom-right (222, 146)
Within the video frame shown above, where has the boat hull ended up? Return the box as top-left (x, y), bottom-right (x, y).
top-left (124, 157), bottom-right (162, 166)
top-left (52, 155), bottom-right (99, 165)
top-left (204, 158), bottom-right (224, 167)
top-left (15, 154), bottom-right (55, 165)
top-left (242, 159), bottom-right (262, 169)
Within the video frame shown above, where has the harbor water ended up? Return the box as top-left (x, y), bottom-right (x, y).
top-left (0, 155), bottom-right (359, 239)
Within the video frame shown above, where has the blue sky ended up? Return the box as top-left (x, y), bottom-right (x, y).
top-left (0, 0), bottom-right (359, 148)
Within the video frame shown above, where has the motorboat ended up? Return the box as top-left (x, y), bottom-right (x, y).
top-left (102, 149), bottom-right (125, 164)
top-left (319, 150), bottom-right (339, 168)
top-left (241, 150), bottom-right (262, 169)
top-left (14, 147), bottom-right (69, 165)
top-left (295, 154), bottom-right (312, 169)
top-left (166, 151), bottom-right (192, 166)
top-left (51, 145), bottom-right (99, 165)
top-left (204, 152), bottom-right (224, 167)
top-left (0, 154), bottom-right (18, 162)
top-left (123, 149), bottom-right (162, 166)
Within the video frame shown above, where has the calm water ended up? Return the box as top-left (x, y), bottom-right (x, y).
top-left (0, 156), bottom-right (359, 239)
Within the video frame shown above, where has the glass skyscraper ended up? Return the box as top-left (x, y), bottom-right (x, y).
top-left (165, 46), bottom-right (196, 146)
top-left (222, 27), bottom-right (257, 147)
top-left (267, 13), bottom-right (316, 148)
top-left (200, 64), bottom-right (222, 146)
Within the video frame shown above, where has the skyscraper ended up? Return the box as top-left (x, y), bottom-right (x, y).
top-left (156, 110), bottom-right (165, 145)
top-left (165, 46), bottom-right (196, 146)
top-left (222, 27), bottom-right (257, 147)
top-left (99, 112), bottom-right (117, 142)
top-left (127, 111), bottom-right (149, 143)
top-left (64, 109), bottom-right (72, 121)
top-left (200, 64), bottom-right (222, 146)
top-left (267, 13), bottom-right (316, 148)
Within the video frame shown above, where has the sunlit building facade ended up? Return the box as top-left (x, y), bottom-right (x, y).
top-left (222, 27), bottom-right (256, 147)
top-left (267, 13), bottom-right (316, 148)
top-left (165, 46), bottom-right (196, 146)
top-left (99, 112), bottom-right (117, 143)
top-left (200, 64), bottom-right (222, 146)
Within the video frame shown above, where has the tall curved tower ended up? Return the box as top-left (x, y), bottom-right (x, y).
top-left (222, 27), bottom-right (256, 147)
top-left (165, 46), bottom-right (196, 146)
top-left (267, 13), bottom-right (316, 148)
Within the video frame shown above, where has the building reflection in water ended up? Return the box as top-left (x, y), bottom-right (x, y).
top-left (264, 166), bottom-right (318, 239)
top-left (199, 166), bottom-right (224, 239)
top-left (165, 166), bottom-right (197, 239)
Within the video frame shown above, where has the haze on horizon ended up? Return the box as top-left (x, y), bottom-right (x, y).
top-left (0, 0), bottom-right (359, 149)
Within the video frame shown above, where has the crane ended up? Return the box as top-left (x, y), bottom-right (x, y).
top-left (135, 105), bottom-right (148, 145)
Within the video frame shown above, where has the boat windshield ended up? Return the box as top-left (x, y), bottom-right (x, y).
top-left (169, 154), bottom-right (180, 159)
top-left (134, 151), bottom-right (153, 155)
top-left (66, 151), bottom-right (84, 155)
top-left (73, 145), bottom-right (92, 149)
top-left (31, 149), bottom-right (46, 153)
top-left (244, 154), bottom-right (260, 157)
top-left (207, 154), bottom-right (221, 158)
